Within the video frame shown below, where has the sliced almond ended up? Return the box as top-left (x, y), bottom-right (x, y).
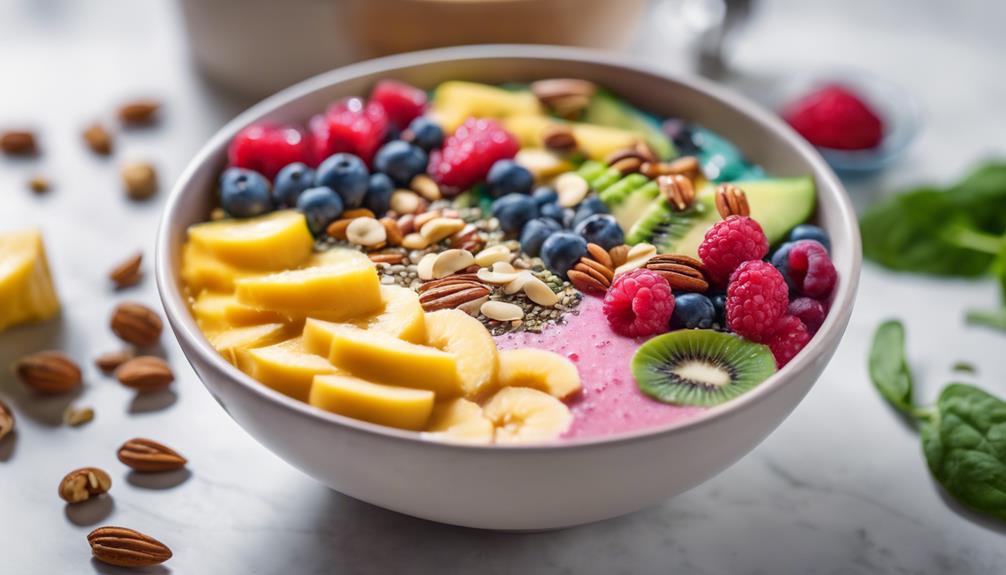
top-left (522, 276), bottom-right (560, 307)
top-left (503, 270), bottom-right (535, 294)
top-left (390, 190), bottom-right (424, 214)
top-left (346, 217), bottom-right (387, 247)
top-left (401, 233), bottom-right (431, 250)
top-left (416, 253), bottom-right (438, 281)
top-left (420, 217), bottom-right (466, 243)
top-left (476, 262), bottom-right (520, 285)
top-left (556, 172), bottom-right (589, 207)
top-left (480, 300), bottom-right (524, 321)
top-left (432, 249), bottom-right (475, 279)
top-left (474, 245), bottom-right (512, 268)
top-left (457, 295), bottom-right (489, 316)
top-left (614, 243), bottom-right (658, 276)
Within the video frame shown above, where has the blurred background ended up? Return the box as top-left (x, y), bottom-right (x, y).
top-left (1, 0), bottom-right (1005, 573)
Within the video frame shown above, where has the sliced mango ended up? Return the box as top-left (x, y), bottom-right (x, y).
top-left (234, 259), bottom-right (382, 321)
top-left (180, 242), bottom-right (259, 294)
top-left (0, 229), bottom-right (60, 332)
top-left (309, 374), bottom-right (434, 431)
top-left (301, 247), bottom-right (371, 269)
top-left (192, 291), bottom-right (287, 330)
top-left (240, 337), bottom-right (341, 401)
top-left (324, 323), bottom-right (461, 396)
top-left (188, 210), bottom-right (314, 271)
top-left (430, 81), bottom-right (544, 132)
top-left (208, 323), bottom-right (290, 365)
top-left (503, 115), bottom-right (642, 162)
top-left (424, 398), bottom-right (494, 444)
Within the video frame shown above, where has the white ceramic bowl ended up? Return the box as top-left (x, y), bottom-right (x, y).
top-left (156, 45), bottom-right (861, 531)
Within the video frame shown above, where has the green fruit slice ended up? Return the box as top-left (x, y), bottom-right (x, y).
top-left (632, 330), bottom-right (777, 407)
top-left (583, 92), bottom-right (677, 160)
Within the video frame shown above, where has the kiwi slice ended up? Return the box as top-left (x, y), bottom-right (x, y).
top-left (625, 196), bottom-right (710, 249)
top-left (631, 330), bottom-right (777, 406)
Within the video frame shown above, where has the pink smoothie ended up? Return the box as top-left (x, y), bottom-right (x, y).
top-left (495, 295), bottom-right (706, 440)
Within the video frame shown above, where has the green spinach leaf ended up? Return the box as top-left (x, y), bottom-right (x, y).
top-left (869, 320), bottom-right (916, 415)
top-left (921, 383), bottom-right (1006, 521)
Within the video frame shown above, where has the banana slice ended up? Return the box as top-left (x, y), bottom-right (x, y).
top-left (423, 398), bottom-right (494, 444)
top-left (497, 348), bottom-right (581, 399)
top-left (424, 309), bottom-right (498, 399)
top-left (483, 387), bottom-right (572, 444)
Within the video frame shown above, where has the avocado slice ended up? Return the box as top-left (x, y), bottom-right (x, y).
top-left (626, 177), bottom-right (816, 258)
top-left (584, 92), bottom-right (677, 160)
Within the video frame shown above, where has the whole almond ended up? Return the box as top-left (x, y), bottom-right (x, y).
top-left (117, 438), bottom-right (187, 472)
top-left (118, 99), bottom-right (161, 125)
top-left (14, 351), bottom-right (82, 394)
top-left (88, 526), bottom-right (172, 568)
top-left (116, 356), bottom-right (173, 393)
top-left (380, 217), bottom-right (403, 245)
top-left (95, 349), bottom-right (134, 373)
top-left (83, 123), bottom-right (113, 155)
top-left (0, 399), bottom-right (14, 441)
top-left (368, 253), bottom-right (406, 265)
top-left (585, 243), bottom-right (614, 270)
top-left (27, 174), bottom-right (50, 194)
top-left (59, 467), bottom-right (112, 503)
top-left (109, 252), bottom-right (143, 288)
top-left (110, 302), bottom-right (162, 346)
top-left (1, 130), bottom-right (38, 155)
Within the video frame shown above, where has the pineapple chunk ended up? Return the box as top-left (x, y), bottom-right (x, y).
top-left (188, 210), bottom-right (314, 271)
top-left (0, 229), bottom-right (60, 332)
top-left (180, 242), bottom-right (259, 294)
top-left (208, 323), bottom-right (290, 365)
top-left (430, 81), bottom-right (544, 132)
top-left (423, 398), bottom-right (494, 444)
top-left (503, 115), bottom-right (641, 161)
top-left (234, 259), bottom-right (382, 321)
top-left (424, 309), bottom-right (498, 400)
top-left (309, 374), bottom-right (434, 431)
top-left (192, 291), bottom-right (287, 330)
top-left (324, 323), bottom-right (461, 396)
top-left (240, 337), bottom-right (341, 401)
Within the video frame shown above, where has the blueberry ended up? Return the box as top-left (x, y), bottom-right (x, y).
top-left (574, 214), bottom-right (624, 250)
top-left (670, 293), bottom-right (717, 330)
top-left (272, 163), bottom-right (315, 208)
top-left (296, 186), bottom-right (344, 236)
top-left (405, 117), bottom-right (444, 151)
top-left (711, 293), bottom-right (727, 327)
top-left (486, 160), bottom-right (534, 198)
top-left (491, 193), bottom-right (538, 235)
top-left (771, 242), bottom-right (798, 292)
top-left (363, 173), bottom-right (395, 216)
top-left (571, 196), bottom-right (610, 228)
top-left (315, 153), bottom-right (369, 209)
top-left (532, 186), bottom-right (558, 206)
top-left (383, 124), bottom-right (401, 144)
top-left (373, 140), bottom-right (427, 186)
top-left (219, 167), bottom-right (272, 218)
top-left (541, 232), bottom-right (588, 278)
top-left (787, 224), bottom-right (831, 253)
top-left (520, 218), bottom-right (562, 257)
top-left (663, 119), bottom-right (701, 157)
top-left (539, 202), bottom-right (565, 223)
top-left (561, 208), bottom-right (577, 229)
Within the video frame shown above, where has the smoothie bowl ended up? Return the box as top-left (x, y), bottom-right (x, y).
top-left (156, 46), bottom-right (860, 530)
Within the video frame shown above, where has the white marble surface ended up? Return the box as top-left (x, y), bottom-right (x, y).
top-left (1, 0), bottom-right (1005, 573)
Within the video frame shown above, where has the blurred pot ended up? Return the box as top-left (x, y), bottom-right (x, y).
top-left (180, 0), bottom-right (648, 97)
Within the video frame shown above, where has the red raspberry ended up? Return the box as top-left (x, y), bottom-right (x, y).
top-left (765, 314), bottom-right (811, 367)
top-left (227, 123), bottom-right (313, 180)
top-left (785, 240), bottom-right (837, 299)
top-left (427, 118), bottom-right (519, 193)
top-left (603, 269), bottom-right (675, 338)
top-left (788, 297), bottom-right (826, 335)
top-left (782, 85), bottom-right (884, 150)
top-left (698, 216), bottom-right (769, 285)
top-left (370, 80), bottom-right (427, 129)
top-left (726, 260), bottom-right (789, 342)
top-left (309, 97), bottom-right (389, 166)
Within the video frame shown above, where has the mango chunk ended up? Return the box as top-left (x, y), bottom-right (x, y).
top-left (240, 337), bottom-right (342, 401)
top-left (208, 323), bottom-right (290, 365)
top-left (180, 242), bottom-right (259, 294)
top-left (193, 291), bottom-right (288, 330)
top-left (503, 115), bottom-right (642, 161)
top-left (309, 374), bottom-right (434, 431)
top-left (431, 81), bottom-right (544, 132)
top-left (301, 247), bottom-right (371, 269)
top-left (324, 324), bottom-right (461, 396)
top-left (188, 210), bottom-right (314, 271)
top-left (234, 259), bottom-right (382, 321)
top-left (0, 229), bottom-right (60, 331)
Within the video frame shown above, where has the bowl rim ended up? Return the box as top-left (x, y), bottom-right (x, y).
top-left (156, 44), bottom-right (861, 452)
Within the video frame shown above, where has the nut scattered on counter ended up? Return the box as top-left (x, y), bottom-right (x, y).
top-left (0, 130), bottom-right (38, 156)
top-left (14, 351), bottom-right (82, 394)
top-left (27, 175), bottom-right (50, 194)
top-left (88, 526), bottom-right (172, 568)
top-left (118, 99), bottom-right (161, 126)
top-left (82, 123), bottom-right (113, 155)
top-left (0, 399), bottom-right (14, 441)
top-left (58, 467), bottom-right (111, 503)
top-left (117, 438), bottom-right (187, 472)
top-left (108, 252), bottom-right (143, 289)
top-left (94, 349), bottom-right (134, 373)
top-left (121, 161), bottom-right (158, 200)
top-left (115, 356), bottom-right (174, 393)
top-left (110, 302), bottom-right (162, 346)
top-left (63, 405), bottom-right (95, 427)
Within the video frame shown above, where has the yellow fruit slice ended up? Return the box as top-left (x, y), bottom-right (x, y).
top-left (301, 247), bottom-right (371, 269)
top-left (497, 348), bottom-right (581, 399)
top-left (503, 115), bottom-right (641, 162)
top-left (188, 210), bottom-right (314, 271)
top-left (483, 387), bottom-right (573, 444)
top-left (423, 398), bottom-right (494, 444)
top-left (424, 309), bottom-right (498, 400)
top-left (180, 242), bottom-right (259, 294)
top-left (353, 285), bottom-right (426, 343)
top-left (0, 229), bottom-right (60, 332)
top-left (240, 337), bottom-right (341, 401)
top-left (192, 291), bottom-right (287, 330)
top-left (309, 374), bottom-right (434, 431)
top-left (234, 259), bottom-right (382, 321)
top-left (324, 323), bottom-right (461, 396)
top-left (430, 81), bottom-right (544, 132)
top-left (208, 323), bottom-right (290, 365)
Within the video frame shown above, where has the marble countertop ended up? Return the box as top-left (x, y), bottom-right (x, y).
top-left (1, 0), bottom-right (1004, 573)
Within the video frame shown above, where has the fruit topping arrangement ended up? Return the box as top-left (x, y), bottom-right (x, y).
top-left (180, 78), bottom-right (837, 442)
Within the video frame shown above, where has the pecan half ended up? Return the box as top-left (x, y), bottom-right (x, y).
top-left (611, 156), bottom-right (643, 176)
top-left (117, 438), bottom-right (187, 472)
top-left (641, 156), bottom-right (701, 181)
top-left (585, 242), bottom-right (613, 269)
top-left (1, 130), bottom-right (38, 155)
top-left (715, 183), bottom-right (750, 219)
top-left (118, 99), bottom-right (161, 125)
top-left (116, 356), bottom-right (174, 393)
top-left (658, 174), bottom-right (696, 212)
top-left (542, 124), bottom-right (577, 152)
top-left (88, 526), bottom-right (172, 568)
top-left (608, 244), bottom-right (630, 269)
top-left (14, 351), bottom-right (81, 394)
top-left (569, 249), bottom-right (615, 295)
top-left (59, 467), bottom-right (112, 503)
top-left (568, 269), bottom-right (608, 294)
top-left (530, 79), bottom-right (597, 119)
top-left (110, 302), bottom-right (162, 346)
top-left (644, 254), bottom-right (709, 293)
top-left (418, 279), bottom-right (491, 312)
